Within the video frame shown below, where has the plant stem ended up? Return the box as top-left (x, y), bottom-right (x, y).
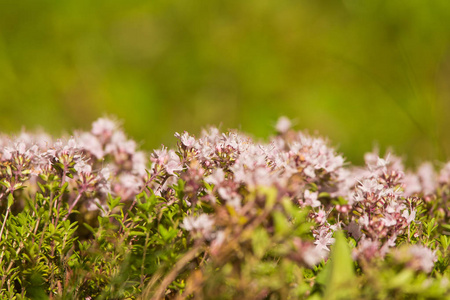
top-left (142, 244), bottom-right (203, 300)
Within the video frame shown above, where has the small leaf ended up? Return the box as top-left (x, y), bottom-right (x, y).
top-left (322, 231), bottom-right (356, 300)
top-left (440, 235), bottom-right (449, 251)
top-left (7, 193), bottom-right (14, 208)
top-left (273, 211), bottom-right (290, 236)
top-left (159, 224), bottom-right (169, 241)
top-left (130, 231), bottom-right (147, 237)
top-left (61, 182), bottom-right (69, 193)
top-left (388, 269), bottom-right (414, 289)
top-left (83, 223), bottom-right (96, 234)
top-left (0, 180), bottom-right (10, 189)
top-left (252, 227), bottom-right (270, 259)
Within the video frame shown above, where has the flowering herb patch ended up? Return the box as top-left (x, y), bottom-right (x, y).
top-left (0, 117), bottom-right (449, 299)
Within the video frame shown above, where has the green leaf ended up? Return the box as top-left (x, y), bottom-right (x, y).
top-left (26, 272), bottom-right (49, 300)
top-left (61, 182), bottom-right (69, 193)
top-left (252, 227), bottom-right (270, 259)
top-left (388, 269), bottom-right (414, 289)
top-left (158, 224), bottom-right (169, 241)
top-left (440, 235), bottom-right (449, 252)
top-left (318, 192), bottom-right (330, 199)
top-left (83, 223), bottom-right (96, 234)
top-left (0, 180), bottom-right (10, 189)
top-left (322, 231), bottom-right (357, 300)
top-left (273, 211), bottom-right (290, 236)
top-left (7, 193), bottom-right (14, 208)
top-left (130, 231), bottom-right (147, 237)
top-left (426, 218), bottom-right (438, 238)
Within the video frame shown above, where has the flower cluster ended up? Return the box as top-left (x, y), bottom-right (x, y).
top-left (343, 153), bottom-right (419, 260)
top-left (144, 118), bottom-right (349, 262)
top-left (1, 116), bottom-right (449, 299)
top-left (0, 117), bottom-right (147, 217)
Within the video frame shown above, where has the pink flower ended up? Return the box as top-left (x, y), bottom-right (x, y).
top-left (78, 132), bottom-right (104, 159)
top-left (417, 162), bottom-right (436, 195)
top-left (303, 165), bottom-right (316, 178)
top-left (275, 116), bottom-right (292, 133)
top-left (105, 131), bottom-right (128, 154)
top-left (132, 151), bottom-right (147, 177)
top-left (210, 231), bottom-right (226, 255)
top-left (304, 190), bottom-right (320, 208)
top-left (74, 160), bottom-right (92, 174)
top-left (408, 245), bottom-right (437, 273)
top-left (114, 174), bottom-right (142, 200)
top-left (18, 142), bottom-right (26, 154)
top-left (92, 118), bottom-right (116, 137)
top-left (358, 178), bottom-right (383, 194)
top-left (314, 230), bottom-right (335, 252)
top-left (175, 132), bottom-right (196, 148)
top-left (315, 208), bottom-right (328, 225)
top-left (205, 168), bottom-right (225, 186)
top-left (353, 238), bottom-right (381, 260)
top-left (402, 209), bottom-right (416, 224)
top-left (381, 214), bottom-right (397, 227)
top-left (182, 214), bottom-right (215, 240)
top-left (2, 148), bottom-right (12, 160)
top-left (359, 215), bottom-right (369, 227)
top-left (165, 150), bottom-right (182, 175)
top-left (439, 162), bottom-right (450, 184)
top-left (303, 245), bottom-right (325, 267)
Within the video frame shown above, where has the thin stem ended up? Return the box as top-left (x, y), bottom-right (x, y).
top-left (63, 192), bottom-right (83, 221)
top-left (0, 207), bottom-right (11, 268)
top-left (0, 207), bottom-right (10, 245)
top-left (140, 232), bottom-right (150, 289)
top-left (144, 244), bottom-right (204, 300)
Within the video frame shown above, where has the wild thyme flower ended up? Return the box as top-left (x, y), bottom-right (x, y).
top-left (275, 116), bottom-right (292, 133)
top-left (313, 223), bottom-right (338, 253)
top-left (78, 132), bottom-right (104, 159)
top-left (3, 115), bottom-right (450, 298)
top-left (438, 162), bottom-right (450, 185)
top-left (407, 245), bottom-right (437, 273)
top-left (91, 117), bottom-right (117, 139)
top-left (303, 190), bottom-right (320, 208)
top-left (392, 244), bottom-right (438, 273)
top-left (335, 149), bottom-right (426, 262)
top-left (182, 214), bottom-right (215, 240)
top-left (175, 132), bottom-right (196, 148)
top-left (416, 162), bottom-right (437, 195)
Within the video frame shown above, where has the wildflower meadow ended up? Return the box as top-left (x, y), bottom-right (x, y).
top-left (0, 116), bottom-right (449, 299)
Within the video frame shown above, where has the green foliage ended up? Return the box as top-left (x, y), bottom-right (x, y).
top-left (320, 231), bottom-right (356, 300)
top-left (0, 191), bottom-right (77, 298)
top-left (2, 173), bottom-right (450, 299)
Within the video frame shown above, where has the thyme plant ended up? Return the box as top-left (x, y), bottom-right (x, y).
top-left (0, 117), bottom-right (449, 299)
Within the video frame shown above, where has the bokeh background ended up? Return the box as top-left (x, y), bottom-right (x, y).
top-left (1, 0), bottom-right (450, 165)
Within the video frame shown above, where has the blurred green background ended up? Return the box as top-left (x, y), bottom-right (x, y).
top-left (1, 0), bottom-right (450, 165)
